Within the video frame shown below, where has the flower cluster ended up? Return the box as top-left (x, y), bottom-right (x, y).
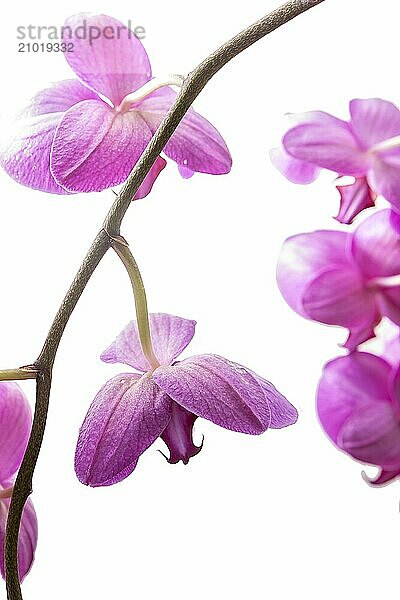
top-left (273, 97), bottom-right (400, 485)
top-left (0, 383), bottom-right (37, 581)
top-left (0, 13), bottom-right (298, 574)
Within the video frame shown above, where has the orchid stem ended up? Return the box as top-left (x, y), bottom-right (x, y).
top-left (0, 368), bottom-right (37, 382)
top-left (110, 235), bottom-right (160, 370)
top-left (5, 2), bottom-right (326, 598)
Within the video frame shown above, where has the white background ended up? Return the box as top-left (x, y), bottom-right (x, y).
top-left (0, 1), bottom-right (399, 598)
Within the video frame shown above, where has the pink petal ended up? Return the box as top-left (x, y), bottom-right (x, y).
top-left (368, 154), bottom-right (400, 211)
top-left (0, 80), bottom-right (96, 194)
top-left (153, 354), bottom-right (272, 434)
top-left (101, 313), bottom-right (196, 372)
top-left (133, 156), bottom-right (166, 200)
top-left (0, 383), bottom-right (31, 482)
top-left (21, 79), bottom-right (98, 117)
top-left (75, 373), bottom-right (171, 487)
top-left (335, 177), bottom-right (375, 224)
top-left (0, 498), bottom-right (37, 582)
top-left (288, 110), bottom-right (351, 128)
top-left (339, 402), bottom-right (400, 469)
top-left (382, 325), bottom-right (400, 367)
top-left (349, 98), bottom-right (400, 149)
top-left (302, 265), bottom-right (377, 331)
top-left (283, 118), bottom-right (369, 175)
top-left (269, 146), bottom-right (320, 184)
top-left (391, 365), bottom-right (400, 410)
top-left (272, 112), bottom-right (338, 183)
top-left (160, 402), bottom-right (202, 464)
top-left (277, 230), bottom-right (349, 317)
top-left (377, 288), bottom-right (400, 326)
top-left (62, 13), bottom-right (151, 106)
top-left (248, 373), bottom-right (298, 428)
top-left (351, 209), bottom-right (400, 278)
top-left (384, 326), bottom-right (400, 405)
top-left (51, 99), bottom-right (152, 192)
top-left (136, 87), bottom-right (232, 175)
top-left (317, 353), bottom-right (392, 444)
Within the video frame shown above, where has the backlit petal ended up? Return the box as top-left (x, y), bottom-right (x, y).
top-left (317, 353), bottom-right (391, 444)
top-left (302, 265), bottom-right (377, 328)
top-left (51, 99), bottom-right (152, 192)
top-left (136, 87), bottom-right (232, 174)
top-left (75, 373), bottom-right (171, 486)
top-left (382, 325), bottom-right (400, 367)
top-left (0, 497), bottom-right (37, 582)
top-left (339, 402), bottom-right (400, 469)
top-left (248, 373), bottom-right (297, 428)
top-left (62, 13), bottom-right (151, 106)
top-left (349, 98), bottom-right (400, 149)
top-left (269, 146), bottom-right (320, 184)
top-left (0, 383), bottom-right (31, 482)
top-left (351, 209), bottom-right (400, 278)
top-left (101, 313), bottom-right (196, 372)
top-left (21, 79), bottom-right (98, 117)
top-left (368, 155), bottom-right (400, 211)
top-left (153, 354), bottom-right (272, 434)
top-left (377, 288), bottom-right (400, 326)
top-left (277, 230), bottom-right (349, 317)
top-left (283, 117), bottom-right (368, 175)
top-left (0, 80), bottom-right (96, 194)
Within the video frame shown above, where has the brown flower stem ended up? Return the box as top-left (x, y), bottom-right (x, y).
top-left (4, 1), bottom-right (326, 597)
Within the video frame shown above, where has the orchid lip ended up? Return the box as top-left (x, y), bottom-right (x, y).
top-left (117, 74), bottom-right (186, 113)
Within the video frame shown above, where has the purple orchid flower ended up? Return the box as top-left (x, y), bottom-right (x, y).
top-left (0, 383), bottom-right (37, 581)
top-left (270, 99), bottom-right (400, 223)
top-left (0, 13), bottom-right (231, 197)
top-left (317, 328), bottom-right (400, 486)
top-left (277, 208), bottom-right (400, 350)
top-left (75, 313), bottom-right (297, 487)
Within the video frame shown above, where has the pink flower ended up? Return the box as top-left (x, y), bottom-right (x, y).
top-left (277, 209), bottom-right (400, 350)
top-left (0, 14), bottom-right (232, 197)
top-left (270, 99), bottom-right (400, 223)
top-left (0, 383), bottom-right (37, 581)
top-left (317, 330), bottom-right (400, 485)
top-left (75, 313), bottom-right (297, 487)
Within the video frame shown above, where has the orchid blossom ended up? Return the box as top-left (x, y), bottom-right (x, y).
top-left (270, 98), bottom-right (400, 223)
top-left (0, 383), bottom-right (37, 581)
top-left (75, 313), bottom-right (298, 487)
top-left (0, 13), bottom-right (232, 197)
top-left (317, 326), bottom-right (400, 486)
top-left (277, 209), bottom-right (400, 350)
